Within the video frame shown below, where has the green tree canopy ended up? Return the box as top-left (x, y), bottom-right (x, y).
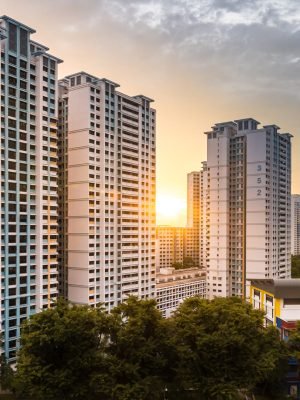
top-left (170, 297), bottom-right (287, 399)
top-left (12, 296), bottom-right (287, 400)
top-left (14, 299), bottom-right (112, 400)
top-left (291, 255), bottom-right (300, 278)
top-left (107, 297), bottom-right (174, 400)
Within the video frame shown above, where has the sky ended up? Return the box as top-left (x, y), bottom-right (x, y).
top-left (2, 0), bottom-right (300, 226)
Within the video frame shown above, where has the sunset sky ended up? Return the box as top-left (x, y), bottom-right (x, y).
top-left (3, 0), bottom-right (300, 226)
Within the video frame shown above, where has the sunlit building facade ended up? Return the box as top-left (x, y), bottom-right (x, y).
top-left (199, 162), bottom-right (209, 271)
top-left (156, 226), bottom-right (185, 269)
top-left (201, 119), bottom-right (292, 299)
top-left (58, 72), bottom-right (156, 310)
top-left (185, 171), bottom-right (200, 266)
top-left (291, 195), bottom-right (300, 256)
top-left (0, 16), bottom-right (61, 359)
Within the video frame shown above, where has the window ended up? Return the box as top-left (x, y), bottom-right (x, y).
top-left (8, 23), bottom-right (17, 52)
top-left (266, 294), bottom-right (273, 304)
top-left (20, 28), bottom-right (28, 56)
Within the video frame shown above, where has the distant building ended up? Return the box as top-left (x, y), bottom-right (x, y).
top-left (292, 195), bottom-right (300, 256)
top-left (156, 267), bottom-right (206, 317)
top-left (199, 162), bottom-right (209, 272)
top-left (200, 119), bottom-right (292, 299)
top-left (156, 226), bottom-right (185, 269)
top-left (186, 172), bottom-right (200, 265)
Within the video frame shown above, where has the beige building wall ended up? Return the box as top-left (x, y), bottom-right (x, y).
top-left (156, 226), bottom-right (184, 269)
top-left (202, 119), bottom-right (291, 299)
top-left (186, 172), bottom-right (200, 266)
top-left (58, 72), bottom-right (156, 311)
top-left (291, 195), bottom-right (300, 255)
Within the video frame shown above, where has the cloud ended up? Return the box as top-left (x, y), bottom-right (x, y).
top-left (98, 0), bottom-right (300, 97)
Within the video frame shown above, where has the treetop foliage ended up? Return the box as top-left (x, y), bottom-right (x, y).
top-left (2, 296), bottom-right (288, 400)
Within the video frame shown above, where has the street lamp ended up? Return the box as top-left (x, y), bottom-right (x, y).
top-left (163, 387), bottom-right (168, 400)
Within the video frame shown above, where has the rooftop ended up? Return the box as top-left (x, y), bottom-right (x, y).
top-left (0, 15), bottom-right (36, 33)
top-left (251, 279), bottom-right (300, 298)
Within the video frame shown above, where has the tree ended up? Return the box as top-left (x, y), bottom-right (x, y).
top-left (13, 297), bottom-right (174, 400)
top-left (0, 355), bottom-right (15, 392)
top-left (291, 255), bottom-right (300, 278)
top-left (171, 262), bottom-right (184, 269)
top-left (13, 299), bottom-right (112, 400)
top-left (107, 297), bottom-right (174, 400)
top-left (170, 297), bottom-right (287, 399)
top-left (11, 296), bottom-right (288, 400)
top-left (182, 257), bottom-right (195, 267)
top-left (288, 321), bottom-right (300, 356)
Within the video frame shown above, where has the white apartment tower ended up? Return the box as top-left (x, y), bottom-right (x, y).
top-left (201, 118), bottom-right (292, 299)
top-left (291, 195), bottom-right (300, 255)
top-left (186, 172), bottom-right (200, 266)
top-left (58, 72), bottom-right (156, 310)
top-left (0, 16), bottom-right (61, 359)
top-left (199, 162), bottom-right (209, 271)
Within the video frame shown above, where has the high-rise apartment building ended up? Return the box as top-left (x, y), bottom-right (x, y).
top-left (200, 118), bottom-right (292, 299)
top-left (186, 172), bottom-right (200, 266)
top-left (291, 195), bottom-right (300, 255)
top-left (187, 172), bottom-right (200, 229)
top-left (0, 16), bottom-right (61, 359)
top-left (199, 162), bottom-right (209, 271)
top-left (156, 226), bottom-right (184, 269)
top-left (58, 72), bottom-right (156, 310)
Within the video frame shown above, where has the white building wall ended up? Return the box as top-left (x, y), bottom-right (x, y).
top-left (58, 72), bottom-right (156, 310)
top-left (156, 268), bottom-right (206, 317)
top-left (291, 195), bottom-right (300, 255)
top-left (201, 119), bottom-right (292, 299)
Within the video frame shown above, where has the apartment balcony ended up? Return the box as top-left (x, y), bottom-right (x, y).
top-left (121, 124), bottom-right (138, 135)
top-left (121, 276), bottom-right (139, 284)
top-left (122, 165), bottom-right (139, 174)
top-left (122, 152), bottom-right (139, 162)
top-left (121, 260), bottom-right (139, 267)
top-left (121, 237), bottom-right (139, 243)
top-left (121, 268), bottom-right (139, 275)
top-left (121, 190), bottom-right (139, 198)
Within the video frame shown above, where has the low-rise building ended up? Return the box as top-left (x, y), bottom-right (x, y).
top-left (156, 267), bottom-right (206, 317)
top-left (250, 279), bottom-right (300, 400)
top-left (250, 279), bottom-right (300, 338)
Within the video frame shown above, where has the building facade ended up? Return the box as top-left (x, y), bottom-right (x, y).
top-left (156, 267), bottom-right (206, 317)
top-left (291, 195), bottom-right (300, 256)
top-left (156, 226), bottom-right (185, 269)
top-left (201, 119), bottom-right (292, 299)
top-left (58, 72), bottom-right (156, 311)
top-left (250, 278), bottom-right (300, 398)
top-left (0, 16), bottom-right (61, 359)
top-left (186, 172), bottom-right (200, 266)
top-left (250, 279), bottom-right (300, 335)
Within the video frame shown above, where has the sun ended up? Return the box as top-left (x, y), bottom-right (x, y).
top-left (156, 194), bottom-right (186, 225)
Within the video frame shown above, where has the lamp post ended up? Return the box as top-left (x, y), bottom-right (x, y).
top-left (163, 387), bottom-right (168, 400)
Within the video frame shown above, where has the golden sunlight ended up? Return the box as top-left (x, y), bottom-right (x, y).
top-left (156, 194), bottom-right (186, 226)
